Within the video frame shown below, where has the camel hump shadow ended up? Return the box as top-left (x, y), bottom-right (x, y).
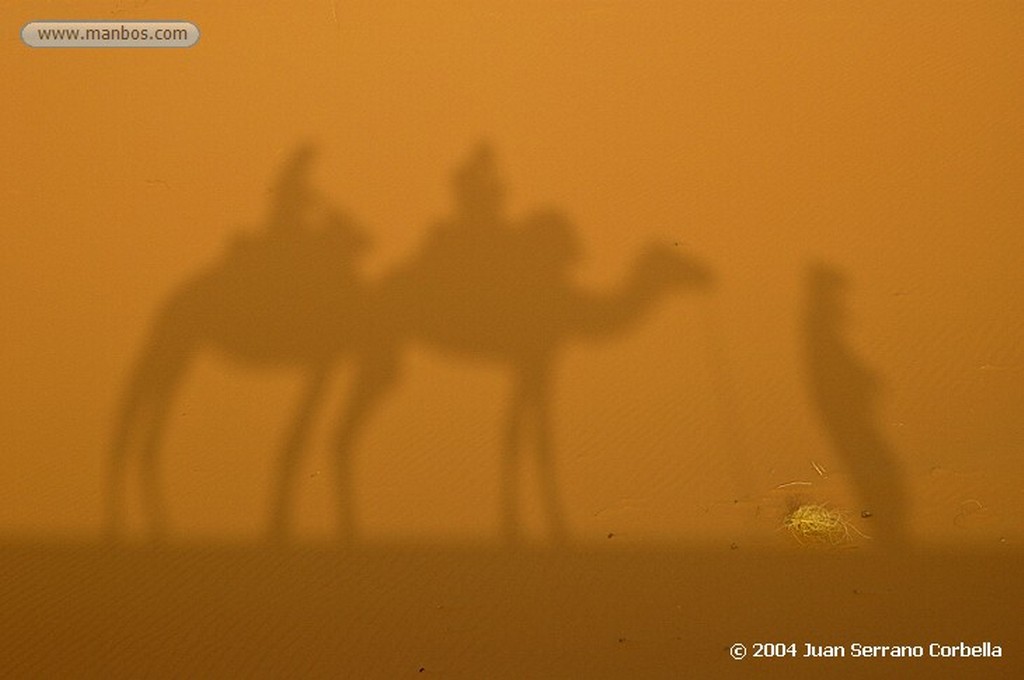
top-left (107, 142), bottom-right (716, 544)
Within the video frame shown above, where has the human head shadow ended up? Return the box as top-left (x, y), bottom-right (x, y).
top-left (802, 262), bottom-right (907, 549)
top-left (107, 141), bottom-right (716, 547)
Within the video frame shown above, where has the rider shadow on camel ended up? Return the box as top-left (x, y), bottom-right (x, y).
top-left (107, 141), bottom-right (716, 545)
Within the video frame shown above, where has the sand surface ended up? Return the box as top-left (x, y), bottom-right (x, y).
top-left (4, 3), bottom-right (1022, 677)
top-left (3, 541), bottom-right (1020, 678)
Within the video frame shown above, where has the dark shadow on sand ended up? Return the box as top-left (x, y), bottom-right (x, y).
top-left (2, 539), bottom-right (1018, 677)
top-left (803, 263), bottom-right (907, 548)
top-left (107, 142), bottom-right (715, 546)
top-left (27, 150), bottom-right (1020, 679)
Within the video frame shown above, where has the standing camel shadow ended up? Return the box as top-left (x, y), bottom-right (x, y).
top-left (107, 142), bottom-right (715, 544)
top-left (325, 144), bottom-right (715, 544)
top-left (107, 145), bottom-right (373, 539)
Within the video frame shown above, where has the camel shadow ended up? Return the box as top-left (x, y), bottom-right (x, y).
top-left (803, 263), bottom-right (907, 548)
top-left (107, 142), bottom-right (716, 545)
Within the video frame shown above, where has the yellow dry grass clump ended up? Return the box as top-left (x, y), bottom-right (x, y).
top-left (784, 504), bottom-right (861, 545)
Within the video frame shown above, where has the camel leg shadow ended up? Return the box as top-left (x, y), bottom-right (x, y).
top-left (330, 347), bottom-right (401, 545)
top-left (268, 363), bottom-right (332, 543)
top-left (502, 358), bottom-right (567, 546)
top-left (107, 320), bottom-right (194, 543)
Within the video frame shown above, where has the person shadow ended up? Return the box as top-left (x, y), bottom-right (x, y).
top-left (107, 141), bottom-right (716, 546)
top-left (803, 263), bottom-right (908, 549)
